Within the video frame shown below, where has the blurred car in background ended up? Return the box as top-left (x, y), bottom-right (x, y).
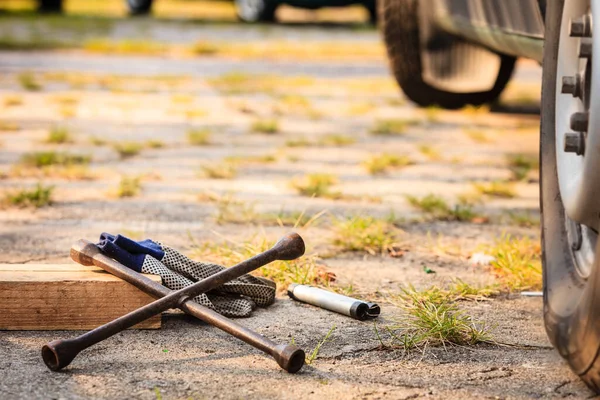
top-left (229, 0), bottom-right (377, 23)
top-left (36, 0), bottom-right (376, 23)
top-left (380, 0), bottom-right (600, 394)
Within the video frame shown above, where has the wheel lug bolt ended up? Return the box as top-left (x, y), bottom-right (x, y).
top-left (570, 111), bottom-right (589, 131)
top-left (562, 74), bottom-right (582, 98)
top-left (570, 15), bottom-right (592, 37)
top-left (564, 132), bottom-right (586, 155)
top-left (579, 39), bottom-right (592, 58)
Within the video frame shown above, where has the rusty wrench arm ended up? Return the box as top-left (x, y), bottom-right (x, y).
top-left (68, 239), bottom-right (304, 373)
top-left (42, 233), bottom-right (305, 372)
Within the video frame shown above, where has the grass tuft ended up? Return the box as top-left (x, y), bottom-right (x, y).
top-left (20, 151), bottom-right (90, 168)
top-left (113, 142), bottom-right (143, 159)
top-left (380, 285), bottom-right (491, 351)
top-left (200, 161), bottom-right (237, 179)
top-left (187, 129), bottom-right (211, 146)
top-left (363, 153), bottom-right (414, 175)
top-left (251, 119), bottom-right (279, 134)
top-left (506, 153), bottom-right (539, 181)
top-left (332, 216), bottom-right (399, 255)
top-left (45, 126), bottom-right (73, 144)
top-left (290, 173), bottom-right (339, 198)
top-left (2, 183), bottom-right (54, 208)
top-left (463, 129), bottom-right (492, 143)
top-left (370, 118), bottom-right (420, 136)
top-left (474, 181), bottom-right (517, 198)
top-left (116, 176), bottom-right (142, 198)
top-left (482, 235), bottom-right (542, 291)
top-left (318, 134), bottom-right (356, 146)
top-left (146, 139), bottom-right (165, 149)
top-left (3, 95), bottom-right (23, 107)
top-left (406, 194), bottom-right (480, 222)
top-left (417, 145), bottom-right (442, 161)
top-left (18, 72), bottom-right (42, 91)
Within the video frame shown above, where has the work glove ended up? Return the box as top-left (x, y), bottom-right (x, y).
top-left (96, 233), bottom-right (276, 318)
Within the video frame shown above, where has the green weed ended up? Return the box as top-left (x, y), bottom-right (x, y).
top-left (306, 326), bottom-right (336, 364)
top-left (406, 194), bottom-right (480, 222)
top-left (116, 176), bottom-right (142, 198)
top-left (3, 183), bottom-right (54, 208)
top-left (379, 286), bottom-right (491, 350)
top-left (506, 153), bottom-right (538, 181)
top-left (290, 173), bottom-right (339, 198)
top-left (113, 142), bottom-right (143, 159)
top-left (200, 161), bottom-right (237, 179)
top-left (370, 118), bottom-right (420, 136)
top-left (474, 181), bottom-right (517, 198)
top-left (482, 235), bottom-right (542, 291)
top-left (363, 153), bottom-right (414, 175)
top-left (251, 119), bottom-right (279, 134)
top-left (18, 71), bottom-right (42, 91)
top-left (187, 129), bottom-right (211, 146)
top-left (332, 216), bottom-right (399, 255)
top-left (45, 126), bottom-right (72, 144)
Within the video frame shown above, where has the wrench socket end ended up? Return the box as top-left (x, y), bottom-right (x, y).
top-left (273, 344), bottom-right (305, 373)
top-left (42, 339), bottom-right (80, 371)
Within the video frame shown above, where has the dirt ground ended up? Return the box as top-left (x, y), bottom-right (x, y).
top-left (0, 4), bottom-right (595, 399)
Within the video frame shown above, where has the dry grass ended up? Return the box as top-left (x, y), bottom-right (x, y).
top-left (187, 129), bottom-right (211, 146)
top-left (190, 234), bottom-right (333, 291)
top-left (200, 160), bottom-right (238, 179)
top-left (3, 95), bottom-right (24, 107)
top-left (417, 145), bottom-right (442, 161)
top-left (45, 126), bottom-right (73, 144)
top-left (11, 151), bottom-right (93, 180)
top-left (318, 134), bottom-right (356, 146)
top-left (113, 141), bottom-right (143, 159)
top-left (482, 235), bottom-right (542, 291)
top-left (406, 194), bottom-right (482, 222)
top-left (504, 211), bottom-right (540, 228)
top-left (370, 118), bottom-right (420, 136)
top-left (251, 119), bottom-right (280, 134)
top-left (331, 216), bottom-right (399, 255)
top-left (290, 173), bottom-right (340, 198)
top-left (83, 39), bottom-right (166, 55)
top-left (506, 153), bottom-right (539, 181)
top-left (115, 176), bottom-right (142, 198)
top-left (2, 183), bottom-right (54, 208)
top-left (363, 153), bottom-right (414, 175)
top-left (0, 121), bottom-right (20, 131)
top-left (474, 181), bottom-right (517, 198)
top-left (463, 129), bottom-right (492, 143)
top-left (146, 139), bottom-right (165, 149)
top-left (378, 285), bottom-right (492, 351)
top-left (18, 71), bottom-right (42, 91)
top-left (208, 72), bottom-right (314, 95)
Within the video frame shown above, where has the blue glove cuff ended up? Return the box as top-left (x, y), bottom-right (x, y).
top-left (97, 232), bottom-right (165, 272)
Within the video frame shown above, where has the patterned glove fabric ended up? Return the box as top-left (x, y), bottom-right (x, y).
top-left (96, 233), bottom-right (276, 318)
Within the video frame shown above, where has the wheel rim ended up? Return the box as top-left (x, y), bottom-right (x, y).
top-left (556, 0), bottom-right (600, 277)
top-left (235, 0), bottom-right (265, 21)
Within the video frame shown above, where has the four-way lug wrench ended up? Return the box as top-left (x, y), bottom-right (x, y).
top-left (42, 233), bottom-right (306, 373)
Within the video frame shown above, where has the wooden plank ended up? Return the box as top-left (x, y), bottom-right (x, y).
top-left (0, 264), bottom-right (162, 330)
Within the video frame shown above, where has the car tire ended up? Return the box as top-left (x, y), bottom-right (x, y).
top-left (235, 0), bottom-right (278, 23)
top-left (38, 0), bottom-right (63, 13)
top-left (127, 0), bottom-right (153, 15)
top-left (379, 0), bottom-right (516, 109)
top-left (541, 0), bottom-right (600, 394)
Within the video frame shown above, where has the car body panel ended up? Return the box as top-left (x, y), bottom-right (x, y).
top-left (429, 0), bottom-right (545, 62)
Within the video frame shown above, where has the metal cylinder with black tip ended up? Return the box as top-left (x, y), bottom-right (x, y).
top-left (287, 284), bottom-right (380, 320)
